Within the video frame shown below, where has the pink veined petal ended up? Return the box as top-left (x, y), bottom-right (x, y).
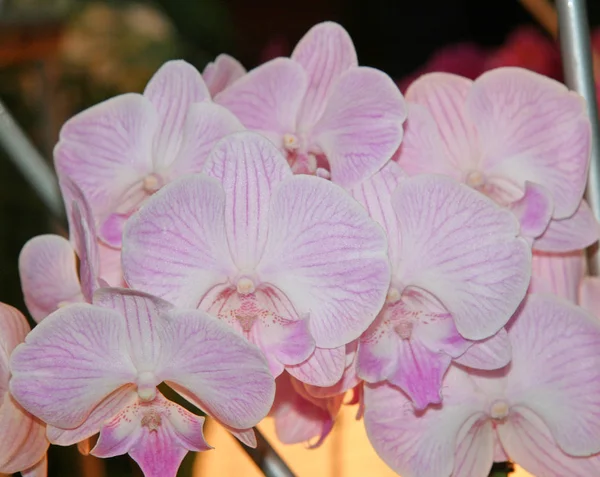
top-left (20, 455), bottom-right (47, 477)
top-left (454, 328), bottom-right (512, 371)
top-left (0, 393), bottom-right (48, 474)
top-left (122, 175), bottom-right (236, 308)
top-left (72, 202), bottom-right (99, 302)
top-left (93, 288), bottom-right (173, 372)
top-left (99, 212), bottom-right (129, 249)
top-left (388, 338), bottom-right (452, 409)
top-left (215, 58), bottom-right (307, 144)
top-left (357, 317), bottom-right (401, 384)
top-left (498, 407), bottom-right (600, 477)
top-left (47, 385), bottom-right (137, 446)
top-left (303, 343), bottom-right (361, 398)
top-left (92, 392), bottom-right (210, 477)
top-left (0, 304), bottom-right (30, 401)
top-left (203, 54), bottom-right (246, 97)
top-left (468, 67), bottom-right (591, 219)
top-left (580, 276), bottom-right (600, 317)
top-left (312, 67), bottom-right (407, 188)
top-left (18, 235), bottom-right (83, 322)
top-left (98, 242), bottom-right (125, 287)
top-left (157, 308), bottom-right (275, 430)
top-left (505, 294), bottom-right (600, 455)
top-left (54, 93), bottom-right (157, 222)
top-left (222, 425), bottom-right (257, 447)
top-left (169, 102), bottom-right (245, 178)
top-left (393, 174), bottom-right (531, 340)
top-left (258, 175), bottom-right (390, 348)
top-left (508, 181), bottom-right (553, 241)
top-left (143, 60), bottom-right (210, 170)
top-left (272, 373), bottom-right (337, 447)
top-left (9, 303), bottom-right (137, 429)
top-left (286, 346), bottom-right (346, 387)
top-left (291, 21), bottom-right (358, 129)
top-left (203, 132), bottom-right (292, 271)
top-left (254, 287), bottom-right (315, 368)
top-left (350, 161), bottom-right (405, 270)
top-left (452, 417), bottom-right (495, 477)
top-left (393, 102), bottom-right (460, 179)
top-left (405, 72), bottom-right (479, 172)
top-left (530, 250), bottom-right (586, 303)
top-left (533, 200), bottom-right (600, 252)
top-left (363, 366), bottom-right (486, 477)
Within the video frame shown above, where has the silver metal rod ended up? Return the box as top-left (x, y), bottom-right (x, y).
top-left (556, 0), bottom-right (600, 274)
top-left (0, 98), bottom-right (63, 219)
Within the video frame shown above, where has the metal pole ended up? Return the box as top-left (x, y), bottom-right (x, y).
top-left (0, 98), bottom-right (64, 219)
top-left (556, 0), bottom-right (600, 274)
top-left (240, 429), bottom-right (296, 477)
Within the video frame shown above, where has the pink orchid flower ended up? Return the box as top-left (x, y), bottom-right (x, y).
top-left (203, 54), bottom-right (246, 97)
top-left (9, 288), bottom-right (275, 477)
top-left (19, 179), bottom-right (100, 322)
top-left (122, 132), bottom-right (390, 387)
top-left (54, 60), bottom-right (244, 249)
top-left (0, 303), bottom-right (48, 477)
top-left (364, 294), bottom-right (600, 477)
top-left (395, 68), bottom-right (597, 252)
top-left (215, 21), bottom-right (406, 187)
top-left (351, 162), bottom-right (531, 409)
top-left (271, 372), bottom-right (343, 448)
top-left (580, 276), bottom-right (600, 316)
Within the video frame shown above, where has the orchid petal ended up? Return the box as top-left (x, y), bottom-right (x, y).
top-left (0, 393), bottom-right (48, 475)
top-left (169, 102), bottom-right (244, 178)
top-left (203, 54), bottom-right (246, 96)
top-left (286, 346), bottom-right (346, 387)
top-left (452, 418), bottom-right (495, 477)
top-left (530, 250), bottom-right (586, 303)
top-left (122, 175), bottom-right (236, 308)
top-left (47, 385), bottom-right (137, 446)
top-left (98, 242), bottom-right (125, 287)
top-left (508, 182), bottom-right (553, 241)
top-left (393, 174), bottom-right (531, 340)
top-left (498, 407), bottom-right (600, 477)
top-left (10, 303), bottom-right (137, 429)
top-left (215, 58), bottom-right (306, 144)
top-left (468, 67), bottom-right (590, 219)
top-left (20, 455), bottom-right (47, 477)
top-left (54, 94), bottom-right (157, 221)
top-left (93, 288), bottom-right (173, 371)
top-left (350, 161), bottom-right (405, 270)
top-left (158, 308), bottom-right (274, 429)
top-left (533, 200), bottom-right (600, 252)
top-left (313, 67), bottom-right (406, 188)
top-left (454, 328), bottom-right (511, 370)
top-left (580, 276), bottom-right (600, 317)
top-left (292, 22), bottom-right (357, 128)
top-left (364, 366), bottom-right (485, 477)
top-left (388, 338), bottom-right (451, 409)
top-left (506, 294), bottom-right (600, 455)
top-left (258, 175), bottom-right (390, 347)
top-left (394, 103), bottom-right (460, 179)
top-left (143, 60), bottom-right (210, 170)
top-left (72, 203), bottom-right (100, 302)
top-left (405, 73), bottom-right (478, 171)
top-left (0, 304), bottom-right (31, 399)
top-left (18, 235), bottom-right (82, 322)
top-left (203, 132), bottom-right (292, 271)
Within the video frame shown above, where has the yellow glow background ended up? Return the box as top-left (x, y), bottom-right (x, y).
top-left (194, 405), bottom-right (533, 477)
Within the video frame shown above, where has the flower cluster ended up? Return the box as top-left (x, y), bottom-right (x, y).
top-left (2, 21), bottom-right (600, 477)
